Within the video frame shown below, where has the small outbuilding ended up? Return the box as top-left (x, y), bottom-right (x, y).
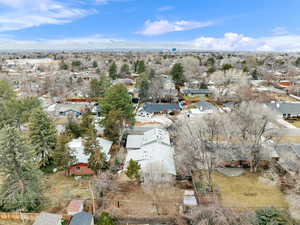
top-left (66, 200), bottom-right (85, 215)
top-left (33, 212), bottom-right (62, 225)
top-left (69, 211), bottom-right (94, 225)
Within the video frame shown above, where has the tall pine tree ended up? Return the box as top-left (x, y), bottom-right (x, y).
top-left (171, 63), bottom-right (185, 86)
top-left (0, 126), bottom-right (44, 212)
top-left (84, 127), bottom-right (108, 173)
top-left (108, 62), bottom-right (118, 80)
top-left (28, 108), bottom-right (57, 168)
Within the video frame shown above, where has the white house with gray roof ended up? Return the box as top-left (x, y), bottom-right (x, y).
top-left (268, 101), bottom-right (300, 118)
top-left (68, 137), bottom-right (113, 163)
top-left (125, 128), bottom-right (176, 181)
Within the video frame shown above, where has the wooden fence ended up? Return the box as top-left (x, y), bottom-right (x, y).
top-left (0, 212), bottom-right (71, 222)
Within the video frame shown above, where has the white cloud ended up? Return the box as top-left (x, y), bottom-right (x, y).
top-left (137, 20), bottom-right (214, 35)
top-left (0, 0), bottom-right (94, 32)
top-left (193, 33), bottom-right (300, 52)
top-left (272, 26), bottom-right (289, 35)
top-left (157, 6), bottom-right (174, 12)
top-left (1, 33), bottom-right (300, 52)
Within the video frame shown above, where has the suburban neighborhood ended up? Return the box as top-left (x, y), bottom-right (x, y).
top-left (0, 50), bottom-right (300, 225)
top-left (0, 0), bottom-right (300, 224)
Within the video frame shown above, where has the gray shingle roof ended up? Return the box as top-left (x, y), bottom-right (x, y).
top-left (33, 212), bottom-right (62, 225)
top-left (69, 212), bottom-right (93, 225)
top-left (268, 102), bottom-right (300, 115)
top-left (197, 101), bottom-right (218, 112)
top-left (143, 102), bottom-right (181, 113)
top-left (182, 89), bottom-right (210, 95)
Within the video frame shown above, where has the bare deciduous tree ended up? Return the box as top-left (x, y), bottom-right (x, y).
top-left (228, 101), bottom-right (276, 172)
top-left (175, 114), bottom-right (226, 191)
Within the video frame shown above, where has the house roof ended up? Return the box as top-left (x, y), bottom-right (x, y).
top-left (197, 101), bottom-right (218, 112)
top-left (69, 212), bottom-right (93, 225)
top-left (33, 212), bottom-right (62, 225)
top-left (182, 89), bottom-right (210, 95)
top-left (68, 137), bottom-right (113, 163)
top-left (143, 128), bottom-right (170, 146)
top-left (66, 200), bottom-right (84, 213)
top-left (126, 135), bottom-right (144, 149)
top-left (125, 128), bottom-right (176, 175)
top-left (268, 101), bottom-right (300, 115)
top-left (143, 102), bottom-right (181, 113)
top-left (275, 144), bottom-right (300, 172)
top-left (183, 190), bottom-right (197, 206)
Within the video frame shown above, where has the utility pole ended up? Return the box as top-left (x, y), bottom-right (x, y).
top-left (89, 179), bottom-right (95, 214)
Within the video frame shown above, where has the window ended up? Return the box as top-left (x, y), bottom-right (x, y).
top-left (76, 166), bottom-right (80, 170)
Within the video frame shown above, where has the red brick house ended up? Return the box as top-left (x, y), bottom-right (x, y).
top-left (66, 163), bottom-right (95, 176)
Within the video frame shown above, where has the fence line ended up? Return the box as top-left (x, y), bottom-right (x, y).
top-left (0, 212), bottom-right (71, 222)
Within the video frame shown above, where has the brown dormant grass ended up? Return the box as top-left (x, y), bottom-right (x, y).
top-left (213, 171), bottom-right (288, 209)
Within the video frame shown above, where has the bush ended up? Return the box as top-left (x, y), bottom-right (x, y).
top-left (97, 212), bottom-right (116, 225)
top-left (255, 208), bottom-right (292, 225)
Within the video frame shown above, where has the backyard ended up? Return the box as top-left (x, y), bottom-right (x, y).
top-left (104, 174), bottom-right (183, 217)
top-left (213, 171), bottom-right (288, 209)
top-left (44, 172), bottom-right (91, 213)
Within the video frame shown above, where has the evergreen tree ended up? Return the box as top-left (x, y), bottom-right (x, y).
top-left (0, 80), bottom-right (15, 101)
top-left (108, 62), bottom-right (118, 80)
top-left (100, 85), bottom-right (135, 143)
top-left (65, 115), bottom-right (82, 138)
top-left (84, 127), bottom-right (108, 173)
top-left (89, 77), bottom-right (111, 98)
top-left (137, 73), bottom-right (150, 101)
top-left (134, 60), bottom-right (146, 73)
top-left (171, 63), bottom-right (185, 86)
top-left (80, 110), bottom-right (94, 136)
top-left (28, 108), bottom-right (57, 168)
top-left (120, 63), bottom-right (130, 77)
top-left (102, 110), bottom-right (123, 143)
top-left (0, 126), bottom-right (44, 212)
top-left (125, 159), bottom-right (141, 181)
top-left (137, 60), bottom-right (146, 74)
top-left (53, 132), bottom-right (75, 169)
top-left (98, 212), bottom-right (116, 225)
top-left (92, 60), bottom-right (98, 68)
top-left (222, 63), bottom-right (232, 71)
top-left (59, 61), bottom-right (68, 70)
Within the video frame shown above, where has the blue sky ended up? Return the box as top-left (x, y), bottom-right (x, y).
top-left (0, 0), bottom-right (299, 51)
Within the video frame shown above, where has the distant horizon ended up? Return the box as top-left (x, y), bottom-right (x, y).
top-left (0, 48), bottom-right (297, 54)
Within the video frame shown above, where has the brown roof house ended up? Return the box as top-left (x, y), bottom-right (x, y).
top-left (33, 212), bottom-right (62, 225)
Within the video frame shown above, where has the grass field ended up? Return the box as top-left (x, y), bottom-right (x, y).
top-left (288, 120), bottom-right (300, 128)
top-left (213, 171), bottom-right (288, 209)
top-left (278, 136), bottom-right (300, 144)
top-left (44, 172), bottom-right (91, 213)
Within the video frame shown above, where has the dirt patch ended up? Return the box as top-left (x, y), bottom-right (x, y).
top-left (285, 192), bottom-right (300, 221)
top-left (0, 220), bottom-right (32, 225)
top-left (44, 172), bottom-right (91, 213)
top-left (213, 171), bottom-right (288, 209)
top-left (104, 175), bottom-right (183, 217)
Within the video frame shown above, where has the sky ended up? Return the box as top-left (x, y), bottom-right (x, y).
top-left (0, 0), bottom-right (299, 51)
